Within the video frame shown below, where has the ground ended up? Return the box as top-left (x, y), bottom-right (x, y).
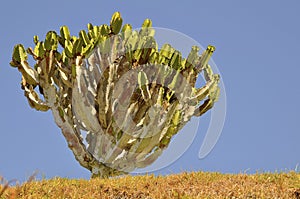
top-left (1, 171), bottom-right (300, 198)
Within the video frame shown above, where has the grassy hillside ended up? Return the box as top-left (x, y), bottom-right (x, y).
top-left (1, 171), bottom-right (300, 198)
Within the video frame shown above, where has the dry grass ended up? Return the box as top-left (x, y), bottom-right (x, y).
top-left (1, 171), bottom-right (300, 198)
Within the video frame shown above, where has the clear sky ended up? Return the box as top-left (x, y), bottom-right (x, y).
top-left (1, 0), bottom-right (300, 182)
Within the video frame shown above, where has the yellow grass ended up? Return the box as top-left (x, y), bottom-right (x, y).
top-left (1, 171), bottom-right (300, 198)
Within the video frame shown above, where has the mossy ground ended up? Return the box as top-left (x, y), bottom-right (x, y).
top-left (1, 171), bottom-right (300, 198)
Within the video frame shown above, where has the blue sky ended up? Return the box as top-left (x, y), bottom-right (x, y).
top-left (1, 0), bottom-right (300, 182)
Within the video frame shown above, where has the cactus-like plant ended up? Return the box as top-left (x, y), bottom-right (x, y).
top-left (10, 12), bottom-right (220, 178)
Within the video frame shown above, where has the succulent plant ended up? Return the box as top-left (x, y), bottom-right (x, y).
top-left (10, 12), bottom-right (220, 178)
